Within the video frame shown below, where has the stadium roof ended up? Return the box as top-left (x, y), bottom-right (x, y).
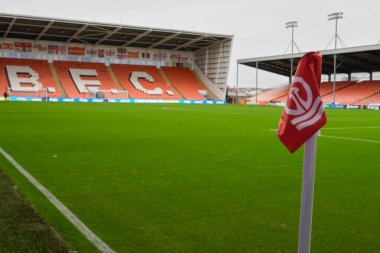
top-left (238, 44), bottom-right (380, 76)
top-left (0, 13), bottom-right (232, 52)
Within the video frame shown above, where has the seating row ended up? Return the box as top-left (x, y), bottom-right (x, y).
top-left (249, 81), bottom-right (380, 105)
top-left (0, 58), bottom-right (62, 97)
top-left (0, 58), bottom-right (210, 100)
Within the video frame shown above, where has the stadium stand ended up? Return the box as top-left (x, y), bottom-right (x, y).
top-left (252, 81), bottom-right (354, 103)
top-left (0, 58), bottom-right (62, 98)
top-left (53, 61), bottom-right (125, 99)
top-left (272, 93), bottom-right (289, 103)
top-left (0, 58), bottom-right (215, 100)
top-left (247, 80), bottom-right (380, 105)
top-left (323, 81), bottom-right (380, 105)
top-left (0, 14), bottom-right (232, 102)
top-left (252, 85), bottom-right (290, 103)
top-left (320, 81), bottom-right (355, 103)
top-left (319, 81), bottom-right (354, 96)
top-left (110, 64), bottom-right (183, 100)
top-left (161, 66), bottom-right (208, 100)
top-left (359, 91), bottom-right (380, 105)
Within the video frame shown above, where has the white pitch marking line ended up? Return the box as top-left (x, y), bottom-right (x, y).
top-left (320, 135), bottom-right (380, 144)
top-left (323, 126), bottom-right (380, 130)
top-left (0, 147), bottom-right (115, 253)
top-left (162, 107), bottom-right (217, 112)
top-left (269, 126), bottom-right (380, 131)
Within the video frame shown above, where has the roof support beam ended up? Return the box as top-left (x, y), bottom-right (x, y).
top-left (0, 14), bottom-right (232, 52)
top-left (74, 37), bottom-right (92, 44)
top-left (66, 23), bottom-right (89, 43)
top-left (324, 63), bottom-right (362, 74)
top-left (36, 20), bottom-right (54, 40)
top-left (340, 63), bottom-right (370, 73)
top-left (3, 17), bottom-right (16, 38)
top-left (194, 38), bottom-right (230, 53)
top-left (343, 54), bottom-right (380, 71)
top-left (122, 30), bottom-right (152, 47)
top-left (148, 33), bottom-right (180, 49)
top-left (324, 56), bottom-right (369, 73)
top-left (174, 36), bottom-right (204, 51)
top-left (91, 25), bottom-right (113, 32)
top-left (0, 20), bottom-right (79, 30)
top-left (259, 62), bottom-right (289, 74)
top-left (95, 27), bottom-right (121, 45)
top-left (1, 30), bottom-right (70, 39)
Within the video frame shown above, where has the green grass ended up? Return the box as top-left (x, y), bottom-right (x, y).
top-left (0, 102), bottom-right (379, 252)
top-left (0, 169), bottom-right (69, 253)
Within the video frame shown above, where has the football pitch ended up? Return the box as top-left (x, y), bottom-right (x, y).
top-left (0, 102), bottom-right (379, 253)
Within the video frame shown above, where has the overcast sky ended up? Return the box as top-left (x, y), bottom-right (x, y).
top-left (1, 0), bottom-right (379, 88)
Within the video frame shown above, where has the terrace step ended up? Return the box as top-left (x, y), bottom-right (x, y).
top-left (49, 63), bottom-right (67, 97)
top-left (107, 65), bottom-right (125, 91)
top-left (158, 67), bottom-right (184, 99)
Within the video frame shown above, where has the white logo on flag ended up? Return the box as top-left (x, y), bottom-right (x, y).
top-left (284, 77), bottom-right (325, 131)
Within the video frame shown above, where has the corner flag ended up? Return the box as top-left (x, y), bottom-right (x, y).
top-left (277, 52), bottom-right (327, 153)
top-left (277, 52), bottom-right (327, 253)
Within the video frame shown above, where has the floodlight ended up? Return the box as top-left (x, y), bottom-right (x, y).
top-left (327, 11), bottom-right (344, 104)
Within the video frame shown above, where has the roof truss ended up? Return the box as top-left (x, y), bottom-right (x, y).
top-left (0, 13), bottom-right (232, 52)
top-left (239, 45), bottom-right (380, 76)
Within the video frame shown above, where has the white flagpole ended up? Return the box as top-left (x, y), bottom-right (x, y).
top-left (298, 132), bottom-right (318, 253)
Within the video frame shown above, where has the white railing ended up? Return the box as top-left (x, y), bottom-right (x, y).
top-left (192, 63), bottom-right (225, 100)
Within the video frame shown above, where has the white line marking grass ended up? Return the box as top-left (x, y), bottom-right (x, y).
top-left (162, 107), bottom-right (217, 112)
top-left (320, 135), bottom-right (380, 144)
top-left (268, 126), bottom-right (380, 144)
top-left (269, 126), bottom-right (380, 131)
top-left (323, 126), bottom-right (380, 130)
top-left (0, 147), bottom-right (115, 253)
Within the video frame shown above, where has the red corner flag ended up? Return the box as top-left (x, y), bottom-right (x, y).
top-left (277, 52), bottom-right (327, 153)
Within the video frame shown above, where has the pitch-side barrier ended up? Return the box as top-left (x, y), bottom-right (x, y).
top-left (7, 97), bottom-right (226, 105)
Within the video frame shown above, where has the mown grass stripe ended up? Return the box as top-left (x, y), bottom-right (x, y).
top-left (0, 147), bottom-right (115, 253)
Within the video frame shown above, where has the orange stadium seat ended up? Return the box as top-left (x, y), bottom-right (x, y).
top-left (360, 92), bottom-right (380, 105)
top-left (53, 61), bottom-right (125, 99)
top-left (320, 81), bottom-right (354, 103)
top-left (252, 85), bottom-right (290, 103)
top-left (254, 81), bottom-right (380, 105)
top-left (110, 64), bottom-right (183, 100)
top-left (253, 81), bottom-right (362, 104)
top-left (319, 81), bottom-right (354, 96)
top-left (254, 81), bottom-right (355, 104)
top-left (323, 81), bottom-right (380, 105)
top-left (273, 93), bottom-right (289, 103)
top-left (0, 58), bottom-right (62, 98)
top-left (161, 66), bottom-right (207, 100)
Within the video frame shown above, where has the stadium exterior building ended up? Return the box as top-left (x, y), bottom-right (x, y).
top-left (0, 13), bottom-right (233, 103)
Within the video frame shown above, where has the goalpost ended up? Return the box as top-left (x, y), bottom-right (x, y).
top-left (92, 89), bottom-right (129, 100)
top-left (8, 87), bottom-right (51, 100)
